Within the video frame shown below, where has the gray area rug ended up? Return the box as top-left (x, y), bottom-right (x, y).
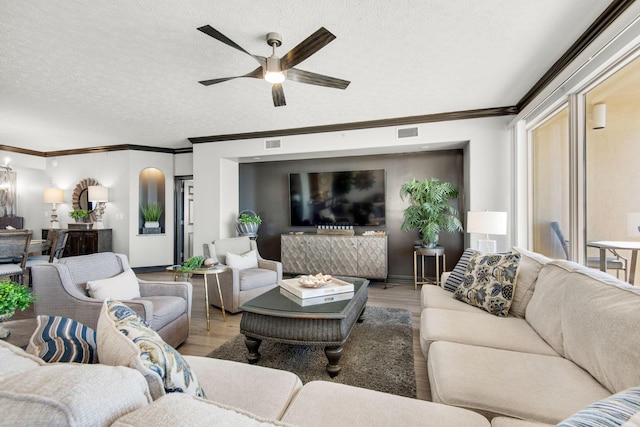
top-left (207, 306), bottom-right (416, 398)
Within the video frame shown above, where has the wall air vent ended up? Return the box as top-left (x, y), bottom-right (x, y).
top-left (264, 139), bottom-right (282, 150)
top-left (397, 127), bottom-right (419, 139)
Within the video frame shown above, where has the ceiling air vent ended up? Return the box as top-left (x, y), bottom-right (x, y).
top-left (397, 127), bottom-right (419, 139)
top-left (264, 139), bottom-right (282, 150)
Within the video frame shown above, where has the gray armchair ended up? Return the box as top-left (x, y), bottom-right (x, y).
top-left (31, 252), bottom-right (192, 348)
top-left (203, 236), bottom-right (282, 314)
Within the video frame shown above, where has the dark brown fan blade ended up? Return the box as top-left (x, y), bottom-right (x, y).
top-left (197, 25), bottom-right (265, 67)
top-left (286, 68), bottom-right (350, 90)
top-left (272, 83), bottom-right (286, 107)
top-left (199, 67), bottom-right (263, 86)
top-left (280, 27), bottom-right (336, 71)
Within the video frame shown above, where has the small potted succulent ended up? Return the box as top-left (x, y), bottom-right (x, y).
top-left (236, 210), bottom-right (262, 237)
top-left (0, 278), bottom-right (34, 338)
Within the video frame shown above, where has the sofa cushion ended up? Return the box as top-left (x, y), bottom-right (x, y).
top-left (421, 284), bottom-right (486, 313)
top-left (86, 268), bottom-right (141, 300)
top-left (443, 248), bottom-right (475, 292)
top-left (0, 362), bottom-right (151, 426)
top-left (428, 341), bottom-right (610, 424)
top-left (139, 295), bottom-right (187, 331)
top-left (112, 393), bottom-right (291, 427)
top-left (282, 380), bottom-right (490, 427)
top-left (226, 250), bottom-right (259, 270)
top-left (184, 356), bottom-right (303, 420)
top-left (97, 300), bottom-right (205, 400)
top-left (0, 340), bottom-right (45, 382)
top-left (26, 315), bottom-right (98, 363)
top-left (556, 387), bottom-right (640, 427)
top-left (491, 418), bottom-right (553, 427)
top-left (419, 308), bottom-right (559, 359)
top-left (239, 268), bottom-right (278, 291)
top-left (510, 247), bottom-right (552, 318)
top-left (560, 267), bottom-right (640, 394)
top-left (525, 260), bottom-right (583, 357)
top-left (453, 252), bottom-right (521, 317)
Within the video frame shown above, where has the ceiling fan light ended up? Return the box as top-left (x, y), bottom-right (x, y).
top-left (265, 71), bottom-right (285, 84)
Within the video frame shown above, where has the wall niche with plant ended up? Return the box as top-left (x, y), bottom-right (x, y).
top-left (139, 167), bottom-right (165, 235)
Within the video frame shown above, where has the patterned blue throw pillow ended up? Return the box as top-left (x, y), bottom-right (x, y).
top-left (26, 315), bottom-right (98, 363)
top-left (557, 387), bottom-right (640, 426)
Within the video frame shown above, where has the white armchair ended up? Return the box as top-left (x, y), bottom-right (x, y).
top-left (203, 236), bottom-right (282, 314)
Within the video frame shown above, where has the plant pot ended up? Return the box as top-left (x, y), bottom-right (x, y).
top-left (144, 221), bottom-right (160, 228)
top-left (236, 222), bottom-right (259, 237)
top-left (68, 222), bottom-right (93, 230)
top-left (421, 232), bottom-right (439, 248)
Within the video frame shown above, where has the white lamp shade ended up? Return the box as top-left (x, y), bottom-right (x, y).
top-left (43, 188), bottom-right (64, 204)
top-left (466, 211), bottom-right (507, 235)
top-left (88, 185), bottom-right (108, 202)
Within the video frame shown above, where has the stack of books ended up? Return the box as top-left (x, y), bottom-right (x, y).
top-left (279, 277), bottom-right (354, 306)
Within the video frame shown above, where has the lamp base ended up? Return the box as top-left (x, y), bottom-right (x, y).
top-left (477, 239), bottom-right (497, 253)
top-left (49, 220), bottom-right (60, 229)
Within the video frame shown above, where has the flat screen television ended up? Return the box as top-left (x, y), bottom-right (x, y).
top-left (289, 169), bottom-right (385, 227)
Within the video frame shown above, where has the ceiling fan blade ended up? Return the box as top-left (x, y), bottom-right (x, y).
top-left (286, 68), bottom-right (350, 90)
top-left (272, 83), bottom-right (286, 107)
top-left (199, 67), bottom-right (263, 86)
top-left (280, 27), bottom-right (336, 70)
top-left (197, 25), bottom-right (266, 67)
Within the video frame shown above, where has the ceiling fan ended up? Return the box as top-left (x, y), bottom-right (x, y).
top-left (197, 25), bottom-right (350, 107)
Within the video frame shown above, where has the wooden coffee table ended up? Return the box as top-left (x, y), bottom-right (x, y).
top-left (239, 276), bottom-right (368, 377)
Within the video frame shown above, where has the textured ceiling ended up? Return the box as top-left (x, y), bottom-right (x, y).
top-left (0, 0), bottom-right (612, 152)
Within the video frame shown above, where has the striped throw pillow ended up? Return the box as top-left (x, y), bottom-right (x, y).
top-left (557, 387), bottom-right (640, 427)
top-left (443, 248), bottom-right (475, 292)
top-left (26, 315), bottom-right (98, 363)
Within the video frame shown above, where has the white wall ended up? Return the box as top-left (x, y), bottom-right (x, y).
top-left (193, 115), bottom-right (513, 254)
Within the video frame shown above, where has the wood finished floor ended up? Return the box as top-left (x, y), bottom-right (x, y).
top-left (14, 271), bottom-right (431, 401)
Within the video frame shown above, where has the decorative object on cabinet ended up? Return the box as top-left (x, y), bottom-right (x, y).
top-left (72, 177), bottom-right (101, 224)
top-left (466, 211), bottom-right (507, 253)
top-left (88, 186), bottom-right (108, 229)
top-left (42, 228), bottom-right (112, 257)
top-left (68, 209), bottom-right (93, 229)
top-left (236, 210), bottom-right (262, 238)
top-left (43, 188), bottom-right (64, 229)
top-left (399, 178), bottom-right (462, 248)
top-left (281, 234), bottom-right (387, 280)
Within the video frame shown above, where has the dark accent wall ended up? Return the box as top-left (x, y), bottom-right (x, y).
top-left (239, 150), bottom-right (464, 282)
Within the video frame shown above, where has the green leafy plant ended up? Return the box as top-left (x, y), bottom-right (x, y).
top-left (238, 212), bottom-right (262, 225)
top-left (180, 256), bottom-right (204, 272)
top-left (0, 278), bottom-right (34, 315)
top-left (69, 209), bottom-right (91, 220)
top-left (400, 178), bottom-right (463, 248)
top-left (142, 202), bottom-right (163, 222)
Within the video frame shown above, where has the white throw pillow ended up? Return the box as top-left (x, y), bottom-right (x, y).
top-left (225, 250), bottom-right (258, 270)
top-left (86, 268), bottom-right (141, 300)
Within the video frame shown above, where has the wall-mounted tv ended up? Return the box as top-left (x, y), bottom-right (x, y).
top-left (289, 169), bottom-right (385, 227)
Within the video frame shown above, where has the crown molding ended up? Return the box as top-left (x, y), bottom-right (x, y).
top-left (189, 106), bottom-right (519, 144)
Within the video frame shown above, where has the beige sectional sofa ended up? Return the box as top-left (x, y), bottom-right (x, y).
top-left (420, 247), bottom-right (640, 425)
top-left (0, 338), bottom-right (491, 426)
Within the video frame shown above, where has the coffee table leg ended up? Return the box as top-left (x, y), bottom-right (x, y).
top-left (357, 306), bottom-right (366, 323)
top-left (244, 336), bottom-right (262, 364)
top-left (325, 345), bottom-right (343, 377)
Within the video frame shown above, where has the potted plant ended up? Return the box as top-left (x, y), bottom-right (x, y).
top-left (69, 209), bottom-right (91, 223)
top-left (400, 178), bottom-right (463, 248)
top-left (236, 210), bottom-right (262, 237)
top-left (0, 278), bottom-right (34, 338)
top-left (142, 202), bottom-right (162, 228)
top-left (180, 256), bottom-right (204, 273)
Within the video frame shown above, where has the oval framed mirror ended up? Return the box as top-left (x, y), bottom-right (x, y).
top-left (72, 177), bottom-right (101, 223)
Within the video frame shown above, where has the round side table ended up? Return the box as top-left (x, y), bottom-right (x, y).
top-left (414, 246), bottom-right (446, 290)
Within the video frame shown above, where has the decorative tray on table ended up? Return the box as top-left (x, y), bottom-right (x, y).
top-left (280, 274), bottom-right (354, 299)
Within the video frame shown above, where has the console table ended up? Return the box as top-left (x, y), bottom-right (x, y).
top-left (42, 228), bottom-right (112, 257)
top-left (281, 234), bottom-right (387, 280)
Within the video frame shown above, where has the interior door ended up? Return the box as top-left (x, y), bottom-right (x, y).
top-left (183, 180), bottom-right (194, 261)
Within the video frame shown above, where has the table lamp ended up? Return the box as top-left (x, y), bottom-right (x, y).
top-left (44, 188), bottom-right (64, 229)
top-left (88, 185), bottom-right (108, 229)
top-left (466, 211), bottom-right (507, 253)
